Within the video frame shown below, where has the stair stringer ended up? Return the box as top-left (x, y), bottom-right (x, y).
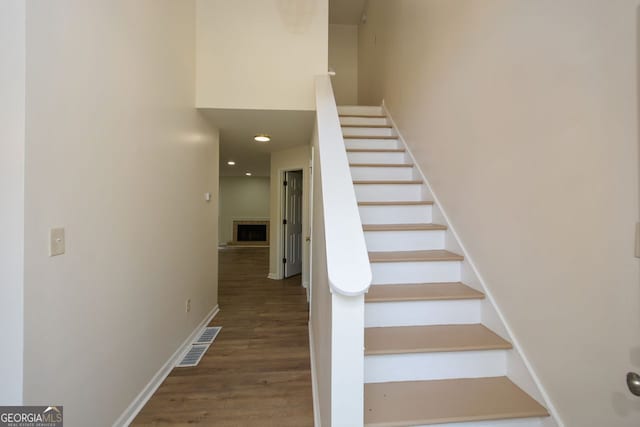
top-left (381, 101), bottom-right (563, 427)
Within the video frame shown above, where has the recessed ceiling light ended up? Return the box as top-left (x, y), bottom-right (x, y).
top-left (227, 161), bottom-right (236, 166)
top-left (254, 134), bottom-right (271, 142)
top-left (245, 172), bottom-right (252, 176)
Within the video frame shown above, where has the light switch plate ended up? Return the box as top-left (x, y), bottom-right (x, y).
top-left (50, 227), bottom-right (65, 257)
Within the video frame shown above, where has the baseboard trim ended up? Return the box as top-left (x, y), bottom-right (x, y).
top-left (112, 304), bottom-right (220, 427)
top-left (303, 281), bottom-right (310, 302)
top-left (267, 273), bottom-right (280, 280)
top-left (308, 323), bottom-right (321, 427)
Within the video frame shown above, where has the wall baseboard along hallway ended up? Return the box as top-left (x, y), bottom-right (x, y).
top-left (112, 305), bottom-right (219, 427)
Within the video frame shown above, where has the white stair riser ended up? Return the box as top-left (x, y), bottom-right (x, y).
top-left (414, 417), bottom-right (544, 427)
top-left (364, 229), bottom-right (445, 251)
top-left (342, 127), bottom-right (396, 137)
top-left (345, 139), bottom-right (401, 150)
top-left (365, 299), bottom-right (480, 327)
top-left (347, 151), bottom-right (407, 164)
top-left (350, 166), bottom-right (414, 181)
top-left (340, 116), bottom-right (389, 126)
top-left (338, 105), bottom-right (383, 115)
top-left (364, 350), bottom-right (507, 383)
top-left (371, 261), bottom-right (461, 284)
top-left (359, 205), bottom-right (433, 224)
top-left (355, 184), bottom-right (422, 202)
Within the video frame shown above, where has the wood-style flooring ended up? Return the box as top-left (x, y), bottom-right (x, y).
top-left (132, 247), bottom-right (313, 426)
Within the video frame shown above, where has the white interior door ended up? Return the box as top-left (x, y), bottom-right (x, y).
top-left (284, 170), bottom-right (303, 277)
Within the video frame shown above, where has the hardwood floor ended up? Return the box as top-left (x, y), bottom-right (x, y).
top-left (132, 247), bottom-right (313, 426)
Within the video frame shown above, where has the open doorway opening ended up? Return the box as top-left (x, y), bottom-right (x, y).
top-left (282, 170), bottom-right (303, 278)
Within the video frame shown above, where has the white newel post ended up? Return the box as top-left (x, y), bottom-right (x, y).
top-left (331, 293), bottom-right (365, 427)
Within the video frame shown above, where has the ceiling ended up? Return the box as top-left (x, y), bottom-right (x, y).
top-left (329, 0), bottom-right (367, 25)
top-left (200, 109), bottom-right (315, 177)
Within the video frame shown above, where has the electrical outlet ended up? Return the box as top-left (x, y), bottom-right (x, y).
top-left (49, 227), bottom-right (65, 257)
top-left (186, 299), bottom-right (191, 313)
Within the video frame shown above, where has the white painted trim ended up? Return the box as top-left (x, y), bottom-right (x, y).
top-left (231, 216), bottom-right (270, 221)
top-left (315, 75), bottom-right (372, 296)
top-left (382, 101), bottom-right (563, 427)
top-left (417, 419), bottom-right (543, 427)
top-left (331, 293), bottom-right (365, 426)
top-left (307, 148), bottom-right (314, 307)
top-left (304, 281), bottom-right (310, 302)
top-left (112, 305), bottom-right (220, 427)
top-left (267, 273), bottom-right (281, 280)
top-left (308, 323), bottom-right (322, 427)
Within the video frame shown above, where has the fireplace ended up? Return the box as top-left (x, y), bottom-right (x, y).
top-left (231, 220), bottom-right (269, 246)
top-left (237, 224), bottom-right (267, 242)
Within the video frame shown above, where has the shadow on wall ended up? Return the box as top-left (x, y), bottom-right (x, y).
top-left (636, 3), bottom-right (640, 375)
top-left (637, 4), bottom-right (640, 258)
top-left (637, 4), bottom-right (640, 264)
top-left (277, 0), bottom-right (316, 34)
top-left (611, 390), bottom-right (640, 419)
top-left (618, 3), bottom-right (640, 421)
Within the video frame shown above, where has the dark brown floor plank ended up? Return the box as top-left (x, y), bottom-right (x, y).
top-left (132, 247), bottom-right (313, 426)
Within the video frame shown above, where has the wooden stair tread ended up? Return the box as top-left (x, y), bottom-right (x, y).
top-left (358, 201), bottom-right (434, 206)
top-left (369, 250), bottom-right (463, 263)
top-left (350, 163), bottom-right (413, 168)
top-left (342, 124), bottom-right (393, 128)
top-left (365, 282), bottom-right (484, 303)
top-left (365, 324), bottom-right (511, 355)
top-left (354, 180), bottom-right (422, 185)
top-left (364, 377), bottom-right (549, 426)
top-left (344, 135), bottom-right (398, 140)
top-left (346, 148), bottom-right (405, 153)
top-left (363, 223), bottom-right (446, 232)
top-left (339, 114), bottom-right (386, 118)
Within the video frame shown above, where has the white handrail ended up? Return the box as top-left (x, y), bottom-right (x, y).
top-left (314, 75), bottom-right (372, 296)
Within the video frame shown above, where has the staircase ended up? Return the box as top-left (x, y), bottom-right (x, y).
top-left (339, 105), bottom-right (551, 427)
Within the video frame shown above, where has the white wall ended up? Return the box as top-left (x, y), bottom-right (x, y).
top-left (23, 1), bottom-right (219, 425)
top-left (359, 1), bottom-right (640, 426)
top-left (269, 145), bottom-right (311, 286)
top-left (329, 24), bottom-right (358, 105)
top-left (0, 0), bottom-right (25, 406)
top-left (196, 0), bottom-right (329, 110)
top-left (219, 176), bottom-right (270, 244)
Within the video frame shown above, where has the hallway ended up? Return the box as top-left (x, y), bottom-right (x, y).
top-left (133, 247), bottom-right (313, 426)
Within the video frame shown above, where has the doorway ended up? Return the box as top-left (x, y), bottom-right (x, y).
top-left (282, 170), bottom-right (303, 278)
